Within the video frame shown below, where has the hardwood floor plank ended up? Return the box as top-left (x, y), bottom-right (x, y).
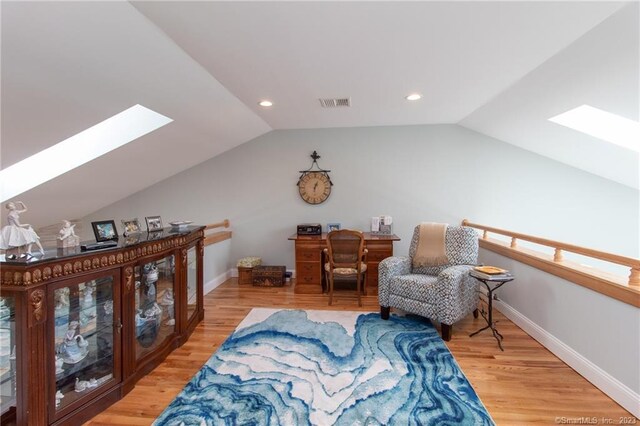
top-left (86, 278), bottom-right (634, 425)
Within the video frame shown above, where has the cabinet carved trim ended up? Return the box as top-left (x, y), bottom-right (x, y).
top-left (181, 248), bottom-right (187, 266)
top-left (0, 229), bottom-right (203, 287)
top-left (29, 288), bottom-right (45, 324)
top-left (124, 266), bottom-right (134, 292)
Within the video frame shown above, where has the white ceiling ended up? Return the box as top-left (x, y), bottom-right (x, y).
top-left (1, 1), bottom-right (637, 227)
top-left (132, 1), bottom-right (627, 129)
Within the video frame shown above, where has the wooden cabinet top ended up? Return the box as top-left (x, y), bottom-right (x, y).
top-left (0, 226), bottom-right (204, 287)
top-left (289, 232), bottom-right (400, 242)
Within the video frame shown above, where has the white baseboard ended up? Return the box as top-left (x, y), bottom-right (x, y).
top-left (204, 269), bottom-right (233, 294)
top-left (494, 298), bottom-right (640, 418)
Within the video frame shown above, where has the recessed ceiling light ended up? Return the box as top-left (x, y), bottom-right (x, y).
top-left (405, 93), bottom-right (422, 101)
top-left (549, 105), bottom-right (640, 153)
top-left (0, 104), bottom-right (172, 202)
top-left (258, 100), bottom-right (273, 107)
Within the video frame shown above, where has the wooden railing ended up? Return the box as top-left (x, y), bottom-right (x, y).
top-left (204, 219), bottom-right (231, 246)
top-left (462, 219), bottom-right (640, 308)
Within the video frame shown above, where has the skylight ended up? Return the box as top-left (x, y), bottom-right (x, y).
top-left (549, 105), bottom-right (640, 153)
top-left (0, 105), bottom-right (173, 202)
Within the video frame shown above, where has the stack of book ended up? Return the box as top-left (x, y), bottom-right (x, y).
top-left (470, 265), bottom-right (513, 280)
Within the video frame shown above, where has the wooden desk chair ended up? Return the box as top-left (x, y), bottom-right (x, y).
top-left (323, 229), bottom-right (368, 306)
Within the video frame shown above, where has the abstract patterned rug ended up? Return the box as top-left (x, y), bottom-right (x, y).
top-left (154, 309), bottom-right (494, 425)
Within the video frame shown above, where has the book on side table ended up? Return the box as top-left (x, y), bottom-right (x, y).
top-left (471, 265), bottom-right (513, 280)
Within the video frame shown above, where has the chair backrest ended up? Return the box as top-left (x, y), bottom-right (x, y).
top-left (326, 229), bottom-right (364, 268)
top-left (408, 225), bottom-right (478, 275)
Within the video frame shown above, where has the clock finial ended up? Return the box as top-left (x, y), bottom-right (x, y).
top-left (310, 151), bottom-right (321, 162)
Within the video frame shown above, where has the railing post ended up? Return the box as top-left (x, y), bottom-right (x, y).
top-left (630, 268), bottom-right (640, 287)
top-left (554, 248), bottom-right (563, 262)
top-left (510, 237), bottom-right (517, 248)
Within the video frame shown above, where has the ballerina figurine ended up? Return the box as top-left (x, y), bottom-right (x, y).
top-left (0, 201), bottom-right (44, 255)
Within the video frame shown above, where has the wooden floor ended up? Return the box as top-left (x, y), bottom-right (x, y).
top-left (86, 279), bottom-right (633, 425)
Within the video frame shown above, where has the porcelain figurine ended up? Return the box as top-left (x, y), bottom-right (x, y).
top-left (75, 377), bottom-right (88, 392)
top-left (146, 281), bottom-right (156, 299)
top-left (0, 201), bottom-right (44, 255)
top-left (160, 288), bottom-right (175, 326)
top-left (10, 345), bottom-right (16, 360)
top-left (57, 220), bottom-right (80, 248)
top-left (54, 287), bottom-right (70, 311)
top-left (60, 322), bottom-right (89, 364)
top-left (103, 300), bottom-right (113, 315)
top-left (143, 263), bottom-right (158, 283)
top-left (145, 302), bottom-right (162, 321)
top-left (55, 355), bottom-right (64, 374)
top-left (81, 283), bottom-right (94, 308)
top-left (55, 390), bottom-right (64, 407)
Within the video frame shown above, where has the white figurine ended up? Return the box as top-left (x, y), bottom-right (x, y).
top-left (160, 289), bottom-right (175, 326)
top-left (55, 390), bottom-right (64, 407)
top-left (57, 220), bottom-right (80, 248)
top-left (75, 378), bottom-right (87, 392)
top-left (55, 355), bottom-right (64, 374)
top-left (54, 287), bottom-right (70, 311)
top-left (0, 201), bottom-right (44, 255)
top-left (82, 284), bottom-right (94, 308)
top-left (59, 321), bottom-right (89, 364)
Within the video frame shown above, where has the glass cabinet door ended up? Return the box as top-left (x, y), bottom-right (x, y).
top-left (0, 296), bottom-right (17, 420)
top-left (186, 246), bottom-right (198, 322)
top-left (53, 276), bottom-right (117, 415)
top-left (135, 255), bottom-right (175, 361)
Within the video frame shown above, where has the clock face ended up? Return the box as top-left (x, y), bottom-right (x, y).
top-left (298, 171), bottom-right (331, 204)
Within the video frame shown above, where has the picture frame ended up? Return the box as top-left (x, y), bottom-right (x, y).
top-left (121, 218), bottom-right (142, 236)
top-left (91, 220), bottom-right (118, 242)
top-left (124, 233), bottom-right (141, 246)
top-left (145, 216), bottom-right (163, 232)
top-left (327, 223), bottom-right (341, 233)
top-left (147, 230), bottom-right (164, 240)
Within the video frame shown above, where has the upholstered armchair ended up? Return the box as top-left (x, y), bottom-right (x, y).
top-left (378, 225), bottom-right (479, 341)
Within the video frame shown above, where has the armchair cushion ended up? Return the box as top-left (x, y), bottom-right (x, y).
top-left (324, 263), bottom-right (367, 275)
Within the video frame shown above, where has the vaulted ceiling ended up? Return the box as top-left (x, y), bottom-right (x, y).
top-left (1, 1), bottom-right (637, 226)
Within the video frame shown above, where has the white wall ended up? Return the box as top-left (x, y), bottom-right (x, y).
top-left (83, 124), bottom-right (638, 268)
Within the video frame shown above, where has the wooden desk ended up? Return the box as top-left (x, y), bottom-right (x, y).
top-left (289, 232), bottom-right (400, 294)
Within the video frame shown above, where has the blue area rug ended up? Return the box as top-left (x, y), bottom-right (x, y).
top-left (154, 309), bottom-right (494, 425)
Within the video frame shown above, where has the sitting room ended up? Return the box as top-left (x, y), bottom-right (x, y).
top-left (0, 1), bottom-right (638, 425)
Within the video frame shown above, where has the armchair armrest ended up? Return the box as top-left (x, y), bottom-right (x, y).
top-left (436, 264), bottom-right (479, 325)
top-left (378, 256), bottom-right (412, 306)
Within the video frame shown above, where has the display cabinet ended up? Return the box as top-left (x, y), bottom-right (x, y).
top-left (0, 226), bottom-right (204, 425)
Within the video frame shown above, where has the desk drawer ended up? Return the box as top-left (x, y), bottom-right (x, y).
top-left (296, 271), bottom-right (320, 285)
top-left (296, 248), bottom-right (321, 262)
top-left (367, 251), bottom-right (391, 262)
top-left (297, 262), bottom-right (320, 276)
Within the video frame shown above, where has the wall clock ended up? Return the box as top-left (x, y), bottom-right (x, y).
top-left (297, 151), bottom-right (333, 205)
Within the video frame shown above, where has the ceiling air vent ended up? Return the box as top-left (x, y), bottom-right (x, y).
top-left (319, 98), bottom-right (351, 108)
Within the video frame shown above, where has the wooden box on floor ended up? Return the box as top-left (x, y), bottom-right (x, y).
top-left (252, 266), bottom-right (286, 287)
top-left (238, 267), bottom-right (253, 285)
